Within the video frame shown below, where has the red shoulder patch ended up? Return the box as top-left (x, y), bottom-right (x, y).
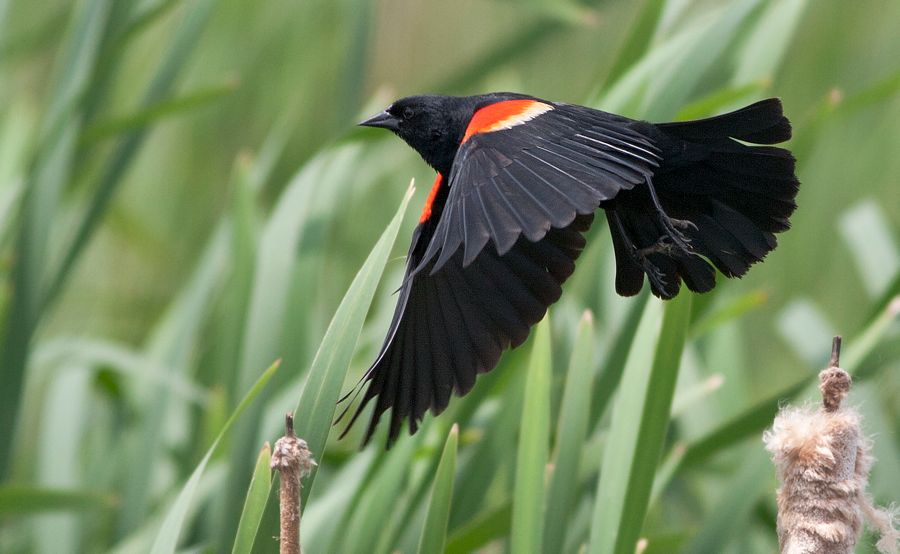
top-left (420, 173), bottom-right (443, 223)
top-left (462, 99), bottom-right (554, 144)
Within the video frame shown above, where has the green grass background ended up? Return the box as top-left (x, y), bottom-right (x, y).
top-left (0, 0), bottom-right (898, 552)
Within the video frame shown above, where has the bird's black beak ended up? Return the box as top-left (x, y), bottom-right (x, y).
top-left (359, 110), bottom-right (400, 131)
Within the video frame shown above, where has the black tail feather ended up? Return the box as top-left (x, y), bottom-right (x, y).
top-left (609, 98), bottom-right (799, 298)
top-left (657, 98), bottom-right (792, 144)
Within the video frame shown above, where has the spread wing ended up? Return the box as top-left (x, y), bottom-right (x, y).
top-left (417, 99), bottom-right (663, 273)
top-left (339, 208), bottom-right (594, 446)
top-left (340, 98), bottom-right (663, 447)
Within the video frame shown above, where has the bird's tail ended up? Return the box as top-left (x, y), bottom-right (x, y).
top-left (606, 98), bottom-right (799, 299)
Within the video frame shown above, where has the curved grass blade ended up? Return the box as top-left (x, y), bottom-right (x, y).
top-left (149, 359), bottom-right (281, 554)
top-left (689, 289), bottom-right (768, 339)
top-left (224, 142), bottom-right (366, 534)
top-left (589, 293), bottom-right (691, 554)
top-left (230, 443), bottom-right (272, 554)
top-left (511, 316), bottom-right (552, 554)
top-left (81, 79), bottom-right (239, 144)
top-left (248, 183), bottom-right (414, 551)
top-left (543, 310), bottom-right (596, 553)
top-left (292, 182), bottom-right (415, 502)
top-left (417, 425), bottom-right (459, 554)
top-left (33, 338), bottom-right (209, 404)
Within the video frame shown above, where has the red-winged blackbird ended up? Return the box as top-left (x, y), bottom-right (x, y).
top-left (340, 92), bottom-right (798, 446)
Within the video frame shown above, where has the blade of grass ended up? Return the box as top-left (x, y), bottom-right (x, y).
top-left (300, 449), bottom-right (376, 553)
top-left (33, 338), bottom-right (209, 404)
top-left (683, 447), bottom-right (771, 553)
top-left (838, 201), bottom-right (900, 298)
top-left (602, 0), bottom-right (666, 88)
top-left (589, 293), bottom-right (691, 554)
top-left (0, 177), bottom-right (22, 246)
top-left (435, 21), bottom-right (565, 92)
top-left (0, 0), bottom-right (112, 480)
top-left (690, 289), bottom-right (769, 338)
top-left (674, 80), bottom-right (771, 121)
top-left (375, 428), bottom-right (451, 554)
top-left (336, 436), bottom-right (419, 553)
top-left (80, 78), bottom-right (239, 144)
top-left (731, 0), bottom-right (809, 84)
top-left (44, 0), bottom-right (222, 310)
top-left (511, 316), bottom-right (552, 554)
top-left (0, 8), bottom-right (69, 64)
top-left (792, 68), bottom-right (900, 161)
top-left (76, 1), bottom-right (136, 126)
top-left (224, 143), bottom-right (368, 540)
top-left (293, 182), bottom-right (414, 502)
top-left (641, 0), bottom-right (764, 120)
top-left (0, 486), bottom-right (116, 516)
top-left (0, 99), bottom-right (34, 245)
top-left (248, 183), bottom-right (414, 550)
top-left (230, 443), bottom-right (272, 554)
top-left (679, 378), bottom-right (805, 470)
top-left (215, 153), bottom-right (261, 401)
top-left (446, 502), bottom-right (512, 554)
top-left (544, 310), bottom-right (596, 554)
top-left (595, 10), bottom-right (714, 113)
top-left (118, 0), bottom-right (183, 46)
top-left (417, 425), bottom-right (459, 554)
top-left (590, 289), bottom-right (648, 428)
top-left (148, 359), bottom-right (280, 554)
top-left (448, 348), bottom-right (526, 528)
top-left (680, 296), bottom-right (899, 469)
top-left (867, 273), bottom-right (900, 324)
top-left (117, 217), bottom-right (231, 535)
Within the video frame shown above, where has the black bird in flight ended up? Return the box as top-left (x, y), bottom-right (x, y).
top-left (341, 92), bottom-right (798, 446)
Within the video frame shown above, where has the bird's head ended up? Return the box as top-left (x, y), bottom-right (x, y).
top-left (359, 95), bottom-right (471, 174)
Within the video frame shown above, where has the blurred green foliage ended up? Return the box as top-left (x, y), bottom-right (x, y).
top-left (0, 0), bottom-right (898, 552)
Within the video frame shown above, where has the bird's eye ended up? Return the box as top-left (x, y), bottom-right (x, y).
top-left (402, 107), bottom-right (415, 120)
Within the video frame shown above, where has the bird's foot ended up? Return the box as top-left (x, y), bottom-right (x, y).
top-left (632, 245), bottom-right (667, 289)
top-left (657, 214), bottom-right (695, 252)
top-left (638, 236), bottom-right (677, 257)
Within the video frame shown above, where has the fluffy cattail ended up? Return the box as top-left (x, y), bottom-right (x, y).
top-left (763, 336), bottom-right (898, 554)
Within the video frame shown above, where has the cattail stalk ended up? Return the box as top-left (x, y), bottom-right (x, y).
top-left (270, 412), bottom-right (316, 554)
top-left (764, 336), bottom-right (898, 554)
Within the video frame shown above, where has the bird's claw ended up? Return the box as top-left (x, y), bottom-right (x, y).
top-left (631, 245), bottom-right (668, 289)
top-left (671, 218), bottom-right (698, 232)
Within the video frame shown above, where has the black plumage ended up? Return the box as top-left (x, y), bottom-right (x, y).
top-left (343, 93), bottom-right (798, 445)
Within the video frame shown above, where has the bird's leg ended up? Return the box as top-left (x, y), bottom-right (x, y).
top-left (644, 176), bottom-right (696, 253)
top-left (611, 212), bottom-right (667, 290)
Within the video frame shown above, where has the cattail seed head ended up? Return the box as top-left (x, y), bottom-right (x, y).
top-left (763, 336), bottom-right (898, 554)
